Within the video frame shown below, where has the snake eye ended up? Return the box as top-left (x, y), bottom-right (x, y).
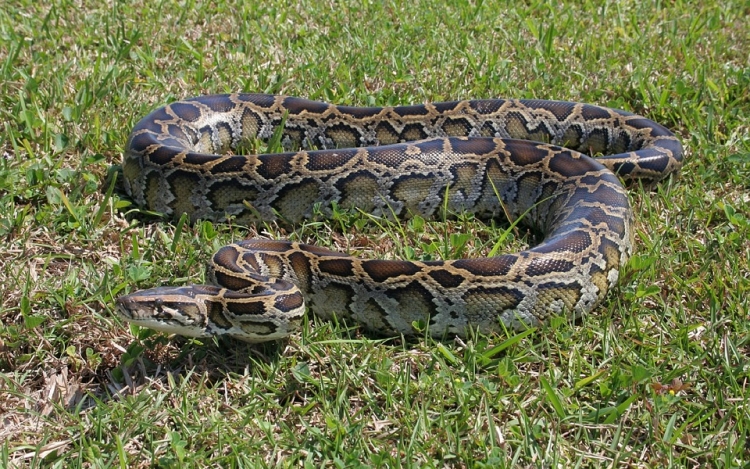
top-left (154, 298), bottom-right (164, 310)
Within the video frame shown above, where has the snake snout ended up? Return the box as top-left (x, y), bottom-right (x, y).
top-left (114, 295), bottom-right (134, 319)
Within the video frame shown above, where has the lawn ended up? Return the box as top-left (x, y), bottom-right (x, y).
top-left (1, 0), bottom-right (748, 467)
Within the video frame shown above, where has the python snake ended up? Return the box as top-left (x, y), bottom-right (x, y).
top-left (116, 93), bottom-right (682, 341)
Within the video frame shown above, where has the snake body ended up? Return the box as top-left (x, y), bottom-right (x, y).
top-left (116, 94), bottom-right (682, 341)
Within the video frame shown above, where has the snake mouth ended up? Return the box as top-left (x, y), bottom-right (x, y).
top-left (114, 296), bottom-right (136, 320)
top-left (114, 293), bottom-right (169, 321)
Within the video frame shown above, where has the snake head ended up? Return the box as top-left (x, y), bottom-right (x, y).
top-left (115, 283), bottom-right (305, 342)
top-left (115, 285), bottom-right (218, 338)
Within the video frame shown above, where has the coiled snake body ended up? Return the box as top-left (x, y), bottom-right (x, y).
top-left (116, 94), bottom-right (682, 341)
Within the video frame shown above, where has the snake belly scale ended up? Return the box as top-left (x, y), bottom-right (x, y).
top-left (116, 93), bottom-right (682, 341)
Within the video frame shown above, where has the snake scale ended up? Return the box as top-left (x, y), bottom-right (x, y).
top-left (115, 93), bottom-right (682, 341)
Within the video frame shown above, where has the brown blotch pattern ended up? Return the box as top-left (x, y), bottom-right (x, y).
top-left (362, 260), bottom-right (422, 283)
top-left (318, 258), bottom-right (355, 277)
top-left (427, 269), bottom-right (465, 289)
top-left (207, 301), bottom-right (233, 329)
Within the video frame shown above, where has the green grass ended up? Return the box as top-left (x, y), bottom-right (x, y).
top-left (1, 0), bottom-right (748, 467)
